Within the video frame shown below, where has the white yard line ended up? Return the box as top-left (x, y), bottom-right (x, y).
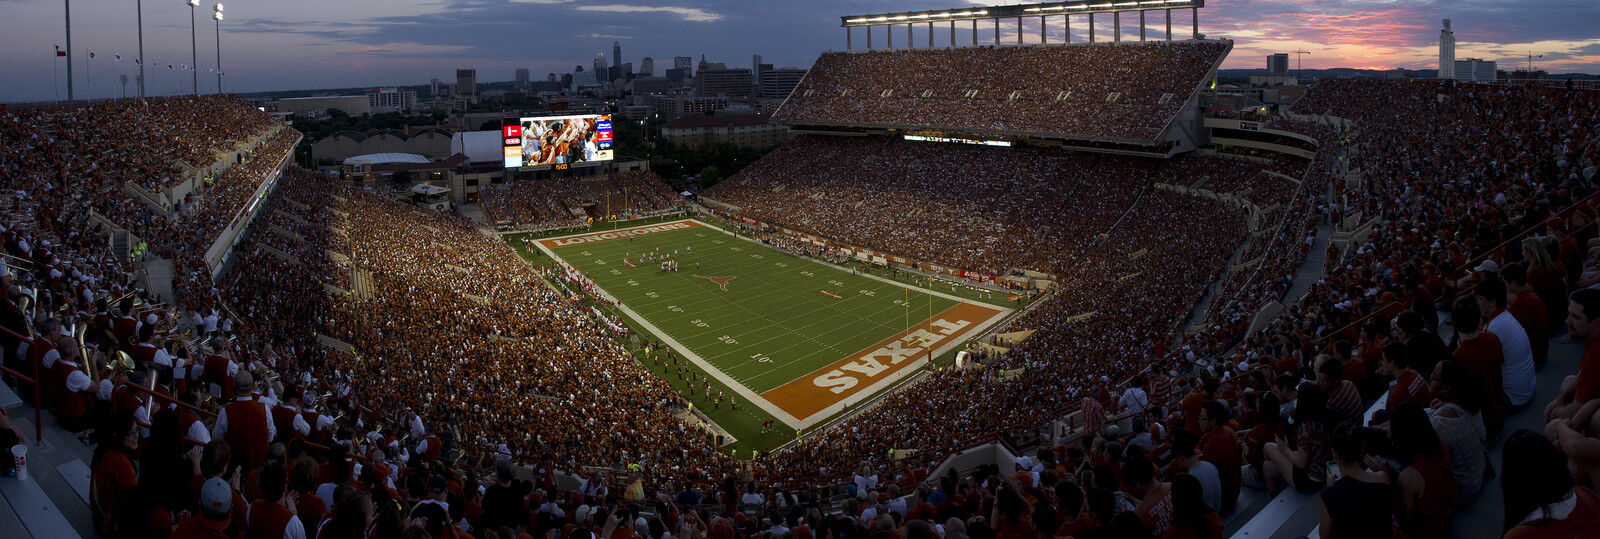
top-left (535, 218), bottom-right (1016, 431)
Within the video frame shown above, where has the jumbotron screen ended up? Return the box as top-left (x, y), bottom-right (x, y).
top-left (502, 114), bottom-right (614, 169)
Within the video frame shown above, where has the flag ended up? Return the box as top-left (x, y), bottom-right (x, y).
top-left (55, 45), bottom-right (65, 57)
top-left (167, 64), bottom-right (174, 69)
top-left (134, 59), bottom-right (142, 65)
top-left (113, 54), bottom-right (122, 62)
top-left (88, 52), bottom-right (95, 59)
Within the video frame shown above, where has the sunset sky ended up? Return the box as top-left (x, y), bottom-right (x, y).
top-left (1, 0), bottom-right (1596, 102)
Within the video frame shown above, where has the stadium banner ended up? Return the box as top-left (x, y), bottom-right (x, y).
top-left (737, 215), bottom-right (762, 227)
top-left (536, 220), bottom-right (702, 249)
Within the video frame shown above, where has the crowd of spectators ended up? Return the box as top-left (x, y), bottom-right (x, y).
top-left (479, 171), bottom-right (682, 231)
top-left (772, 40), bottom-right (1230, 142)
top-left (5, 75), bottom-right (1600, 539)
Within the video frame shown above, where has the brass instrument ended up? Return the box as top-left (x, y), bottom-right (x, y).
top-left (0, 251), bottom-right (33, 272)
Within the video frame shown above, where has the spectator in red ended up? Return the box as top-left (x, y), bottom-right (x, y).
top-left (90, 413), bottom-right (139, 535)
top-left (1451, 297), bottom-right (1507, 437)
top-left (1195, 401), bottom-right (1240, 515)
top-left (1375, 402), bottom-right (1454, 539)
top-left (1502, 430), bottom-right (1600, 538)
top-left (1503, 263), bottom-right (1551, 366)
top-left (1163, 474), bottom-right (1222, 539)
top-left (1379, 343), bottom-right (1432, 411)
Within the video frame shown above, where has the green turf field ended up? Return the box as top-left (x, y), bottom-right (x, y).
top-left (508, 218), bottom-right (1012, 454)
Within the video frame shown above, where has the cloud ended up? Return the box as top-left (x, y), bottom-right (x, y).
top-left (574, 5), bottom-right (723, 22)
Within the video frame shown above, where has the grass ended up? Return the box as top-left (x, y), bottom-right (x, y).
top-left (507, 218), bottom-right (1010, 456)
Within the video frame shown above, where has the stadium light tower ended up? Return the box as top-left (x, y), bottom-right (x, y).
top-left (212, 3), bottom-right (223, 94)
top-left (188, 0), bottom-right (199, 95)
top-left (64, 0), bottom-right (74, 103)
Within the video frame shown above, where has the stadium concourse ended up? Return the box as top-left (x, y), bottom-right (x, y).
top-left (0, 49), bottom-right (1596, 539)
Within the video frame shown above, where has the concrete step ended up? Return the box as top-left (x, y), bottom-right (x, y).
top-left (0, 473), bottom-right (81, 539)
top-left (53, 460), bottom-right (90, 506)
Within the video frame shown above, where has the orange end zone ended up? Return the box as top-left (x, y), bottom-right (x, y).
top-left (538, 220), bottom-right (703, 249)
top-left (760, 302), bottom-right (1006, 421)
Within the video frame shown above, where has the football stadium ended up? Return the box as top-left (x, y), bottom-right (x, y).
top-left (3, 0), bottom-right (1600, 537)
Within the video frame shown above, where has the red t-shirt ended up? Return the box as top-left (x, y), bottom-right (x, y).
top-left (1573, 339), bottom-right (1600, 402)
top-left (1505, 487), bottom-right (1600, 539)
top-left (1386, 369), bottom-right (1432, 411)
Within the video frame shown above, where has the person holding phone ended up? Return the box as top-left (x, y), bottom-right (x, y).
top-left (1318, 426), bottom-right (1392, 539)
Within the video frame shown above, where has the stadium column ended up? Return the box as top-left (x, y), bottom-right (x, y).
top-left (1114, 11), bottom-right (1121, 42)
top-left (1065, 14), bottom-right (1071, 43)
top-left (1166, 9), bottom-right (1172, 41)
top-left (927, 22), bottom-right (932, 48)
top-left (1192, 7), bottom-right (1199, 38)
top-left (1140, 10), bottom-right (1146, 41)
top-left (1088, 13), bottom-right (1095, 42)
top-left (1040, 16), bottom-right (1046, 43)
top-left (993, 18), bottom-right (999, 45)
top-left (907, 23), bottom-right (913, 48)
top-left (1017, 17), bottom-right (1023, 44)
top-left (888, 23), bottom-right (893, 49)
top-left (846, 27), bottom-right (851, 50)
top-left (949, 21), bottom-right (955, 47)
top-left (971, 20), bottom-right (978, 46)
top-left (867, 26), bottom-right (872, 49)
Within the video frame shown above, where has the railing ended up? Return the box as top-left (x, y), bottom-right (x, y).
top-left (0, 324), bottom-right (44, 446)
top-left (1309, 187), bottom-right (1600, 346)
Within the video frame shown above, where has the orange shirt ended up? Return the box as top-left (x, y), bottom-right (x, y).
top-left (92, 450), bottom-right (138, 533)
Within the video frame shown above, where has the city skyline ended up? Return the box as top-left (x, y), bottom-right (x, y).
top-left (2, 0), bottom-right (1598, 102)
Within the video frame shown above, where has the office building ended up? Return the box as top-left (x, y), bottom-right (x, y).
top-left (645, 95), bottom-right (729, 119)
top-left (594, 54), bottom-right (610, 85)
top-left (1439, 19), bottom-right (1456, 79)
top-left (759, 67), bottom-right (806, 99)
top-left (430, 78), bottom-right (441, 96)
top-left (369, 87), bottom-right (417, 114)
top-left (674, 56), bottom-right (693, 77)
top-left (752, 54), bottom-right (763, 96)
top-left (515, 68), bottom-right (530, 84)
top-left (1453, 58), bottom-right (1497, 81)
top-left (640, 57), bottom-right (654, 77)
top-left (1268, 53), bottom-right (1289, 75)
top-left (695, 68), bottom-right (752, 97)
top-left (455, 69), bottom-right (478, 104)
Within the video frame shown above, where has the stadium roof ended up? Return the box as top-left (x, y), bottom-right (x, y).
top-left (841, 0), bottom-right (1204, 27)
top-left (343, 153), bottom-right (431, 166)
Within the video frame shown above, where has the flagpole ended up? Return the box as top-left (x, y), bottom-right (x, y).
top-left (53, 45), bottom-right (60, 100)
top-left (85, 51), bottom-right (91, 100)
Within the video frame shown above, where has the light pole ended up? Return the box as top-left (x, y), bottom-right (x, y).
top-left (64, 0), bottom-right (74, 102)
top-left (212, 4), bottom-right (223, 94)
top-left (136, 0), bottom-right (145, 97)
top-left (188, 0), bottom-right (199, 95)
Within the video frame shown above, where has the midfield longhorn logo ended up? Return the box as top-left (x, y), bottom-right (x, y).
top-left (693, 275), bottom-right (736, 291)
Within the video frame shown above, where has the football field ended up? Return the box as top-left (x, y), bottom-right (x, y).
top-left (522, 218), bottom-right (1011, 449)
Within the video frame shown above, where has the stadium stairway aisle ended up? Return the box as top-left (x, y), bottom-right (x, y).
top-left (0, 381), bottom-right (97, 538)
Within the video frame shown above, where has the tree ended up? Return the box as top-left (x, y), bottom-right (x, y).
top-left (479, 120), bottom-right (502, 131)
top-left (327, 108), bottom-right (349, 119)
top-left (698, 165), bottom-right (723, 189)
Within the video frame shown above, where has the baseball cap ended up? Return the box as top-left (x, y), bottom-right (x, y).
top-left (200, 477), bottom-right (233, 516)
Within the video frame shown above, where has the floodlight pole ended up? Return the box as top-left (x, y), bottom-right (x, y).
top-left (64, 0), bottom-right (74, 103)
top-left (137, 0), bottom-right (145, 97)
top-left (189, 0), bottom-right (198, 95)
top-left (213, 5), bottom-right (223, 94)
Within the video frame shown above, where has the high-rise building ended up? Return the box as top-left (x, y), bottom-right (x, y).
top-left (430, 78), bottom-right (440, 96)
top-left (1453, 58), bottom-right (1497, 81)
top-left (695, 68), bottom-right (753, 97)
top-left (369, 87), bottom-right (417, 113)
top-left (613, 41), bottom-right (622, 71)
top-left (515, 68), bottom-right (530, 83)
top-left (640, 57), bottom-right (654, 77)
top-left (1267, 53), bottom-right (1289, 75)
top-left (760, 67), bottom-right (806, 99)
top-left (752, 54), bottom-right (763, 96)
top-left (547, 73), bottom-right (558, 83)
top-left (455, 69), bottom-right (478, 104)
top-left (674, 56), bottom-right (693, 77)
top-left (1439, 19), bottom-right (1456, 80)
top-left (594, 53), bottom-right (610, 85)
